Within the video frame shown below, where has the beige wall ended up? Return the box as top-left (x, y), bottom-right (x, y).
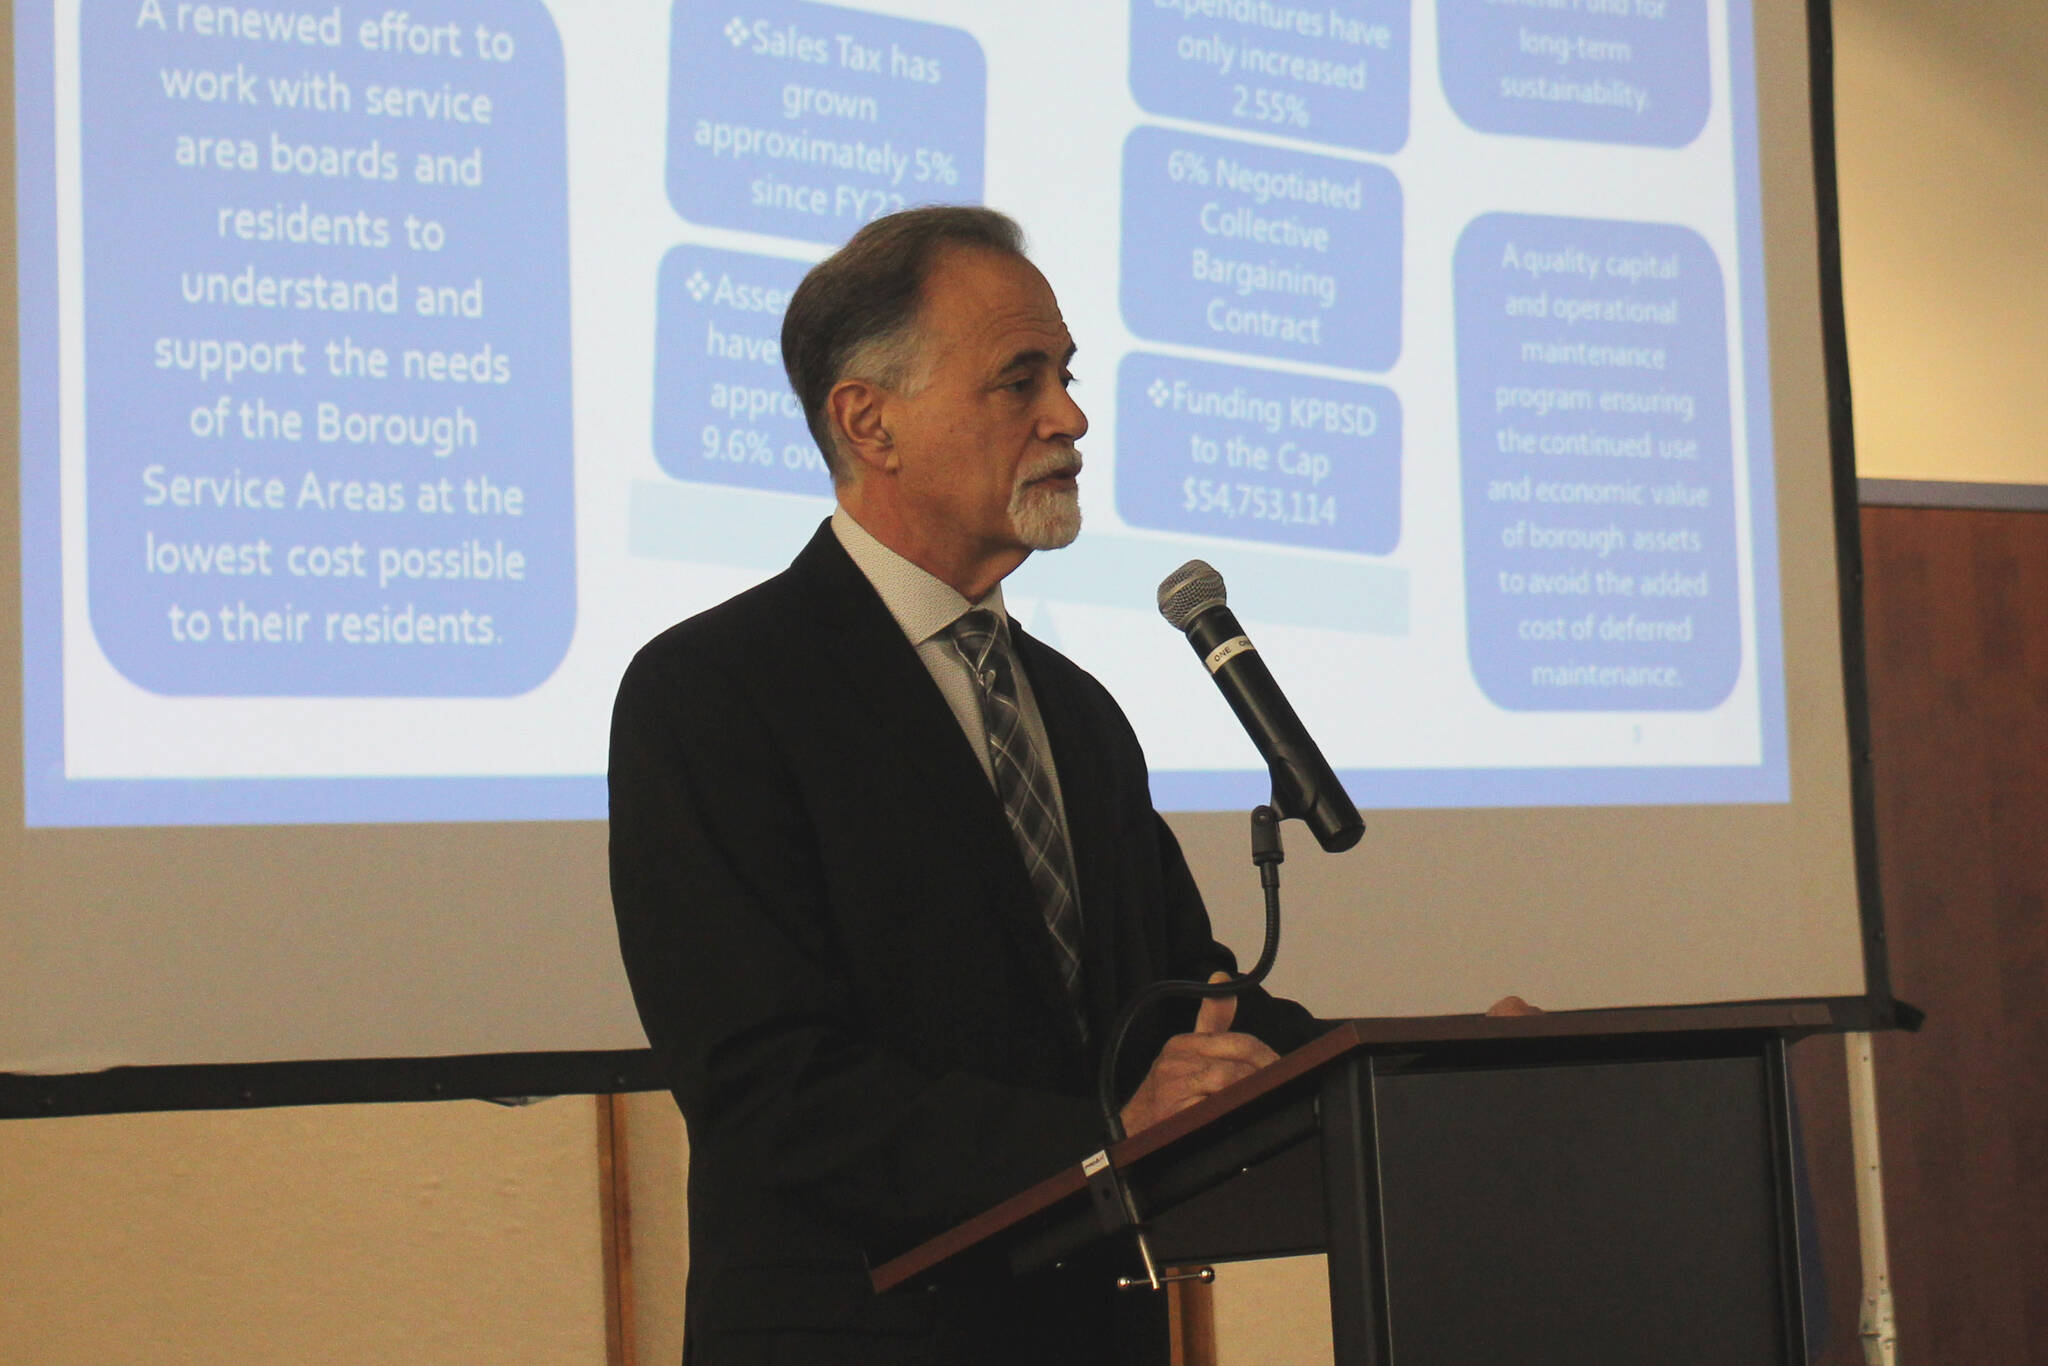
top-left (0, 1097), bottom-right (610, 1366)
top-left (4, 5), bottom-right (2043, 1366)
top-left (1834, 0), bottom-right (2048, 485)
top-left (617, 1091), bottom-right (690, 1366)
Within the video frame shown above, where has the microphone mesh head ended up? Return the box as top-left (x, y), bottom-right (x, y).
top-left (1157, 560), bottom-right (1227, 631)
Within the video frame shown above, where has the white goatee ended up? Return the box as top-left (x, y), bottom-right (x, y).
top-left (1009, 453), bottom-right (1083, 550)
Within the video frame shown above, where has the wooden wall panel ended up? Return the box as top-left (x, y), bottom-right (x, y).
top-left (1794, 505), bottom-right (2048, 1364)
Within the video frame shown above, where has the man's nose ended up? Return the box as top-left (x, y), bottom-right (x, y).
top-left (1042, 385), bottom-right (1088, 442)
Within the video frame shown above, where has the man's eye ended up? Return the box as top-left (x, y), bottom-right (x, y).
top-left (1060, 371), bottom-right (1079, 389)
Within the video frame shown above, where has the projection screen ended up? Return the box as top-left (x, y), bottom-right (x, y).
top-left (3, 0), bottom-right (1891, 1107)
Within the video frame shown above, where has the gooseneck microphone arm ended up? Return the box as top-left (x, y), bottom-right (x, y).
top-left (1092, 807), bottom-right (1285, 1294)
top-left (1096, 805), bottom-right (1285, 1146)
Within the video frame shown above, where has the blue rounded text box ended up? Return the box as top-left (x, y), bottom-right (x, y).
top-left (1129, 0), bottom-right (1411, 154)
top-left (1120, 127), bottom-right (1402, 372)
top-left (1117, 351), bottom-right (1400, 556)
top-left (653, 245), bottom-right (832, 495)
top-left (80, 0), bottom-right (574, 697)
top-left (668, 0), bottom-right (985, 245)
top-left (1438, 0), bottom-right (1709, 148)
top-left (1455, 213), bottom-right (1739, 711)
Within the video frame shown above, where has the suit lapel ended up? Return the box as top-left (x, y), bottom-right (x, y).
top-left (787, 526), bottom-right (1090, 1057)
top-left (788, 525), bottom-right (998, 836)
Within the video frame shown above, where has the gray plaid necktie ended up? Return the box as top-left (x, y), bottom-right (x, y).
top-left (948, 610), bottom-right (1086, 1029)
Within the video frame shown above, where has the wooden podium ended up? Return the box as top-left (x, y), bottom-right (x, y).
top-left (872, 1003), bottom-right (1830, 1365)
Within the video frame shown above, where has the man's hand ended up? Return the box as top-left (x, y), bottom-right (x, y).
top-left (1119, 972), bottom-right (1282, 1137)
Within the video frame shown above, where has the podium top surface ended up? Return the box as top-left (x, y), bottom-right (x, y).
top-left (868, 1000), bottom-right (1832, 1292)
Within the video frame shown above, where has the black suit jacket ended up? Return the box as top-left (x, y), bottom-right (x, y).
top-left (610, 523), bottom-right (1315, 1364)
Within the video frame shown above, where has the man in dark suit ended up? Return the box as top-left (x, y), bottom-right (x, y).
top-left (610, 207), bottom-right (1318, 1365)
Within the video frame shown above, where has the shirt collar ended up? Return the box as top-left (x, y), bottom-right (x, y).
top-left (831, 505), bottom-right (1007, 648)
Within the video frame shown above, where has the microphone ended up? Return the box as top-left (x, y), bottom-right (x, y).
top-left (1158, 560), bottom-right (1364, 852)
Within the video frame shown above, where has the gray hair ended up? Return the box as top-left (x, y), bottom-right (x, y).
top-left (780, 206), bottom-right (1027, 483)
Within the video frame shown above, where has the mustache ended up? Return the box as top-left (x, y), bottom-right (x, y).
top-left (1017, 450), bottom-right (1084, 485)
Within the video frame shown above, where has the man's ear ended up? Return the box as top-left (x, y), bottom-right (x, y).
top-left (827, 379), bottom-right (896, 475)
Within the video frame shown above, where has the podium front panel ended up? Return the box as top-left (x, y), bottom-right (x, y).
top-left (1370, 1051), bottom-right (1800, 1365)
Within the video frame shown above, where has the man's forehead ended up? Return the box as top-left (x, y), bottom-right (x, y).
top-left (920, 246), bottom-right (1073, 363)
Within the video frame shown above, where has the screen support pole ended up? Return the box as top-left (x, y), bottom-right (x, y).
top-left (1844, 1032), bottom-right (1898, 1366)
